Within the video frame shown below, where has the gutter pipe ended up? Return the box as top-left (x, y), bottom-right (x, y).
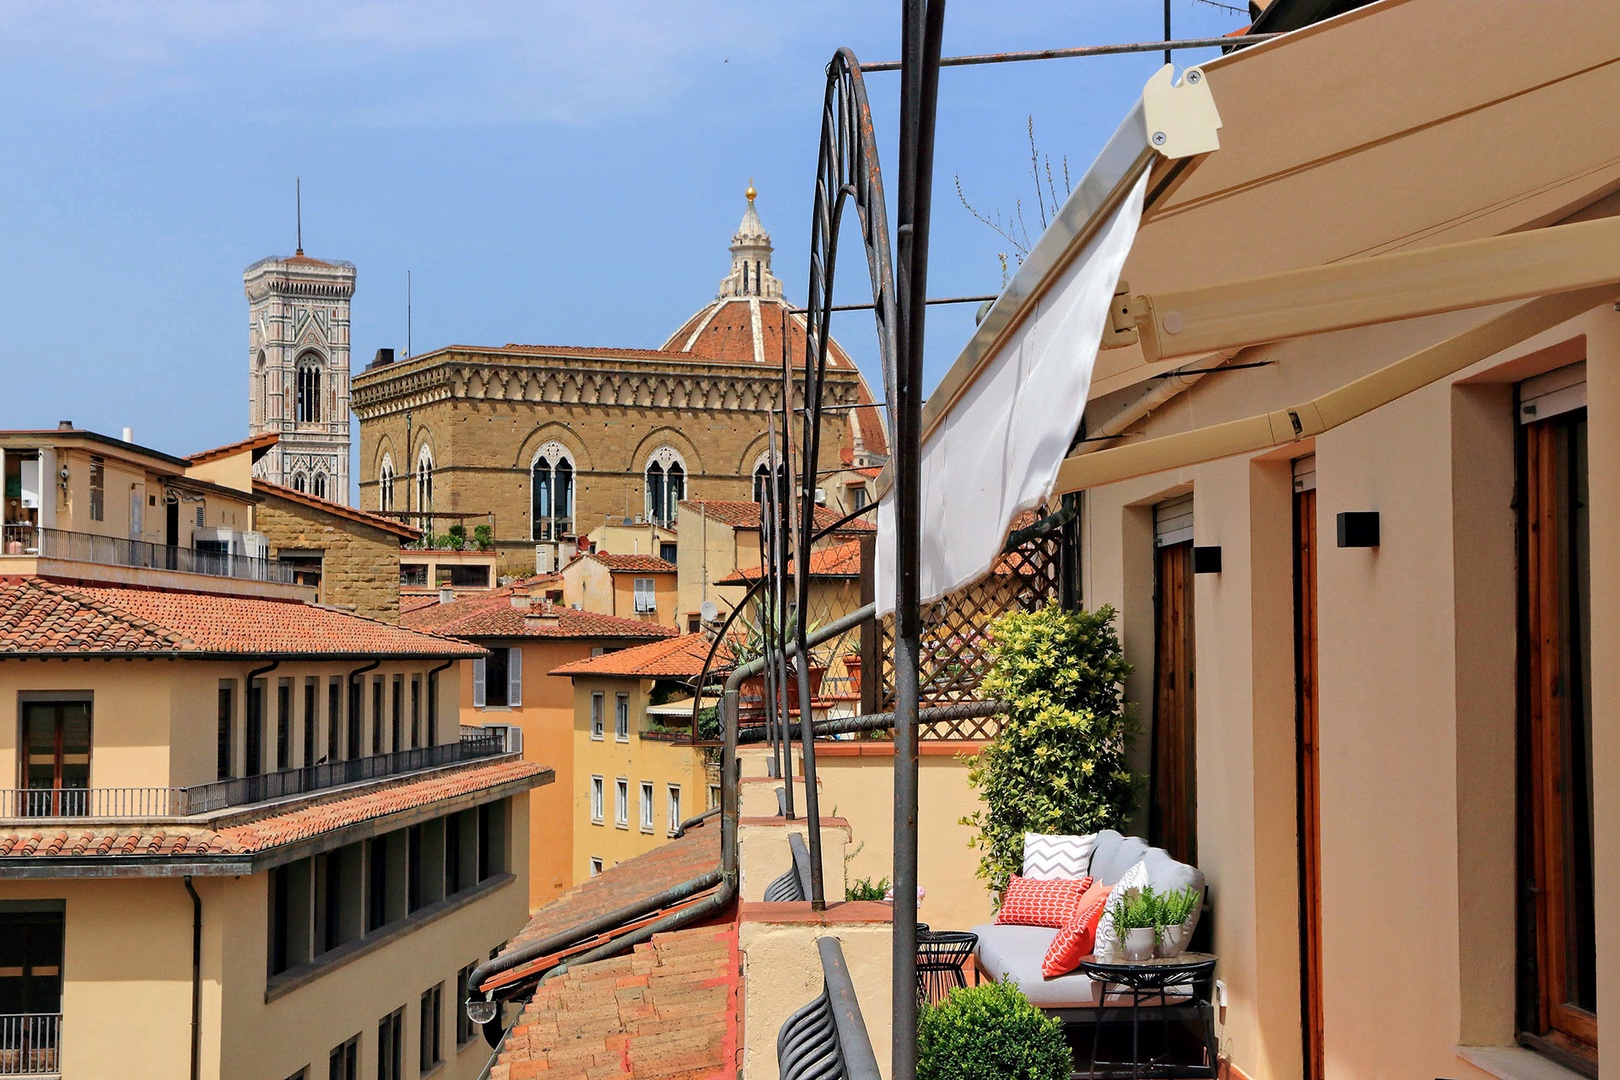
top-left (182, 875), bottom-right (202, 1080)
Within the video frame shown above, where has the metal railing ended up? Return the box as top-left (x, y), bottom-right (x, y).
top-left (0, 524), bottom-right (296, 584)
top-left (0, 731), bottom-right (514, 821)
top-left (0, 787), bottom-right (179, 819)
top-left (777, 938), bottom-right (881, 1080)
top-left (0, 1013), bottom-right (59, 1077)
top-left (763, 833), bottom-right (814, 903)
top-left (183, 730), bottom-right (511, 813)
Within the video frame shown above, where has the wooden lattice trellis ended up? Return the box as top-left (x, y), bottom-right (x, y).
top-left (858, 507), bottom-right (1073, 740)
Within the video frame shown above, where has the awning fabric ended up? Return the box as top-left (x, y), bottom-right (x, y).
top-left (875, 172), bottom-right (1149, 614)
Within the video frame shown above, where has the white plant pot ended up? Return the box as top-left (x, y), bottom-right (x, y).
top-left (1122, 927), bottom-right (1155, 962)
top-left (1156, 925), bottom-right (1186, 958)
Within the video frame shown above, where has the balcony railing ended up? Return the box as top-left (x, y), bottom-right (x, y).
top-left (0, 1013), bottom-right (59, 1077)
top-left (778, 938), bottom-right (881, 1080)
top-left (0, 730), bottom-right (516, 821)
top-left (1, 524), bottom-right (296, 585)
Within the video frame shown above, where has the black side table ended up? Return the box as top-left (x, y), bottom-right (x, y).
top-left (1078, 952), bottom-right (1217, 1079)
top-left (916, 929), bottom-right (978, 1004)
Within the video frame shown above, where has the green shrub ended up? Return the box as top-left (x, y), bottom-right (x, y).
top-left (964, 601), bottom-right (1137, 897)
top-left (845, 875), bottom-right (889, 902)
top-left (472, 524), bottom-right (494, 552)
top-left (918, 981), bottom-right (1070, 1080)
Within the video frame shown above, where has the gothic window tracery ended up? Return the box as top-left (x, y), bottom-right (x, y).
top-left (295, 353), bottom-right (323, 424)
top-left (531, 442), bottom-right (574, 542)
top-left (312, 472), bottom-right (328, 500)
top-left (752, 452), bottom-right (788, 509)
top-left (644, 446), bottom-right (686, 526)
top-left (379, 456), bottom-right (396, 513)
top-left (416, 445), bottom-right (434, 531)
top-left (291, 472), bottom-right (308, 494)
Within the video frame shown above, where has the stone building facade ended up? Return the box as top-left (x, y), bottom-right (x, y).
top-left (245, 250), bottom-right (356, 502)
top-left (350, 187), bottom-right (887, 573)
top-left (251, 479), bottom-right (417, 621)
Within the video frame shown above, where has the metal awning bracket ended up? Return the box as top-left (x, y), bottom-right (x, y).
top-left (1100, 280), bottom-right (1141, 350)
top-left (1139, 65), bottom-right (1222, 160)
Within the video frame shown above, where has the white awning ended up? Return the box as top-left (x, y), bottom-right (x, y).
top-left (875, 65), bottom-right (1222, 614)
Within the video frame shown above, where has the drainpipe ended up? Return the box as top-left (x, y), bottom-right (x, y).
top-left (182, 876), bottom-right (201, 1080)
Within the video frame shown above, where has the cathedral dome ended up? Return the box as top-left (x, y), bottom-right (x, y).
top-left (658, 183), bottom-right (888, 458)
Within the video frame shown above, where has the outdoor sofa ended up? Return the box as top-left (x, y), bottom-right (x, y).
top-left (969, 829), bottom-right (1208, 1010)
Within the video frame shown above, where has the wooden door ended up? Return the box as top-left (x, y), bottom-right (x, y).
top-left (1150, 540), bottom-right (1197, 865)
top-left (1522, 411), bottom-right (1597, 1062)
top-left (1293, 487), bottom-right (1324, 1080)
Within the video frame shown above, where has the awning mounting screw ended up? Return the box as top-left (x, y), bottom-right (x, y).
top-left (1186, 69), bottom-right (1202, 84)
top-left (1151, 131), bottom-right (1167, 146)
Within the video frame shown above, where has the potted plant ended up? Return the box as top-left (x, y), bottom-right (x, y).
top-left (918, 981), bottom-right (1070, 1080)
top-left (1155, 885), bottom-right (1200, 957)
top-left (1114, 885), bottom-right (1161, 962)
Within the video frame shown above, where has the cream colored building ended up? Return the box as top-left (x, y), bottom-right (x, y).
top-left (0, 426), bottom-right (547, 1080)
top-left (551, 636), bottom-right (719, 881)
top-left (559, 551), bottom-right (679, 630)
top-left (902, 3), bottom-right (1620, 1077)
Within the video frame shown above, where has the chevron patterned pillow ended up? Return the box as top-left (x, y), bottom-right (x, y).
top-left (1022, 832), bottom-right (1097, 880)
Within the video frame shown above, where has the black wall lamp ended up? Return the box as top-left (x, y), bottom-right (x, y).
top-left (1193, 546), bottom-right (1223, 574)
top-left (1337, 511), bottom-right (1380, 548)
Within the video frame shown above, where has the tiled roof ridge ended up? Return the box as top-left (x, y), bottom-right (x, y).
top-left (550, 631), bottom-right (728, 678)
top-left (187, 431), bottom-right (279, 464)
top-left (254, 479), bottom-right (422, 540)
top-left (586, 552), bottom-right (677, 572)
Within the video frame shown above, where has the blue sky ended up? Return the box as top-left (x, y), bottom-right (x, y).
top-left (0, 1), bottom-right (1244, 477)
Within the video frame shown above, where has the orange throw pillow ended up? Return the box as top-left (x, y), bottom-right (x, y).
top-left (1041, 885), bottom-right (1113, 977)
top-left (995, 874), bottom-right (1093, 927)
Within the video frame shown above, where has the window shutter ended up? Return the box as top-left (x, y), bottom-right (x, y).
top-left (507, 648), bottom-right (523, 707)
top-left (472, 658), bottom-right (486, 709)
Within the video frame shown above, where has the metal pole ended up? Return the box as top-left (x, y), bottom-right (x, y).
top-left (858, 33), bottom-right (1285, 71)
top-left (893, 2), bottom-right (944, 1077)
top-left (1164, 0), bottom-right (1173, 65)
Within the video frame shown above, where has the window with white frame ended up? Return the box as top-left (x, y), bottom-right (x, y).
top-left (639, 782), bottom-right (654, 832)
top-left (589, 857), bottom-right (603, 877)
top-left (590, 776), bottom-right (604, 824)
top-left (707, 784), bottom-right (720, 810)
top-left (615, 694), bottom-right (629, 741)
top-left (667, 785), bottom-right (682, 837)
top-left (614, 778), bottom-right (629, 828)
top-left (590, 692), bottom-right (604, 740)
top-left (633, 578), bottom-right (657, 614)
top-left (643, 446), bottom-right (686, 526)
top-left (531, 442), bottom-right (575, 542)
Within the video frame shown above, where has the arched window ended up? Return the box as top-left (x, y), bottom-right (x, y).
top-left (291, 472), bottom-right (307, 493)
top-left (752, 453), bottom-right (788, 509)
top-left (312, 472), bottom-right (327, 500)
top-left (416, 444), bottom-right (434, 531)
top-left (255, 350), bottom-right (268, 425)
top-left (644, 446), bottom-right (686, 526)
top-left (295, 353), bottom-right (323, 424)
top-left (378, 456), bottom-right (396, 513)
top-left (531, 442), bottom-right (575, 541)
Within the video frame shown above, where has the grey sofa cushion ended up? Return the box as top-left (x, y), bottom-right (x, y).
top-left (1087, 830), bottom-right (1207, 946)
top-left (970, 924), bottom-right (1102, 1008)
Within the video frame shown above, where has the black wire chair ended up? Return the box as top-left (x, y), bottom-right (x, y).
top-left (915, 930), bottom-right (978, 1005)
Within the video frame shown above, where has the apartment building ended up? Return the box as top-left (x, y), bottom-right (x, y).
top-left (402, 582), bottom-right (676, 906)
top-left (551, 635), bottom-right (720, 881)
top-left (558, 552), bottom-right (678, 629)
top-left (0, 425), bottom-right (548, 1079)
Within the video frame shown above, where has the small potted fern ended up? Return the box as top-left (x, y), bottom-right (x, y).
top-left (1114, 886), bottom-right (1160, 962)
top-left (1155, 885), bottom-right (1201, 958)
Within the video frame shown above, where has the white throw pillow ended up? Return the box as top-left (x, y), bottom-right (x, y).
top-left (1022, 832), bottom-right (1097, 880)
top-left (1092, 860), bottom-right (1150, 963)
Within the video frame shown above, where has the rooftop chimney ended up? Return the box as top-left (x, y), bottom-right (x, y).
top-left (438, 587), bottom-right (455, 605)
top-left (509, 593), bottom-right (531, 609)
top-left (122, 427), bottom-right (134, 443)
top-left (57, 421), bottom-right (73, 431)
top-left (524, 597), bottom-right (561, 629)
top-left (371, 347), bottom-right (395, 369)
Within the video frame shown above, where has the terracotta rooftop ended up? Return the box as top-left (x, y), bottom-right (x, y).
top-left (676, 500), bottom-right (875, 534)
top-left (580, 553), bottom-right (677, 574)
top-left (187, 431), bottom-right (279, 465)
top-left (489, 924), bottom-right (738, 1080)
top-left (254, 479), bottom-right (422, 540)
top-left (716, 539), bottom-right (864, 585)
top-left (0, 577), bottom-right (483, 658)
top-left (504, 822), bottom-right (721, 957)
top-left (552, 633), bottom-right (730, 679)
top-left (403, 592), bottom-right (677, 641)
top-left (0, 759), bottom-right (544, 863)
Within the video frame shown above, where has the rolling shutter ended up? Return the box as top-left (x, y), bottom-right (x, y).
top-left (1153, 493), bottom-right (1194, 548)
top-left (1293, 454), bottom-right (1317, 494)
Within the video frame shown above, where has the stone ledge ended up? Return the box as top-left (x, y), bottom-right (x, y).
top-left (1457, 1046), bottom-right (1589, 1080)
top-left (740, 900), bottom-right (893, 925)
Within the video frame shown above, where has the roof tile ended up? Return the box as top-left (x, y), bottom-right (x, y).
top-left (403, 591), bottom-right (677, 641)
top-left (550, 634), bottom-right (728, 679)
top-left (716, 538), bottom-right (863, 585)
top-left (675, 500), bottom-right (874, 534)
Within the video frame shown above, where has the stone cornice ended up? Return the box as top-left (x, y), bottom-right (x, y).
top-left (352, 349), bottom-right (863, 419)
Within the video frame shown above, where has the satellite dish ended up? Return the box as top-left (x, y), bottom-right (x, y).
top-left (700, 600), bottom-right (720, 624)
